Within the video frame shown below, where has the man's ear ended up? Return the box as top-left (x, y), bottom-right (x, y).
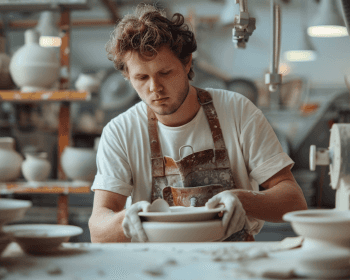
top-left (186, 54), bottom-right (193, 73)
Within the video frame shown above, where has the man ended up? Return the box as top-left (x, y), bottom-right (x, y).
top-left (89, 4), bottom-right (307, 243)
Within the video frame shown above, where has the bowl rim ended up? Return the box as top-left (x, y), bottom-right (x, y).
top-left (2, 224), bottom-right (83, 238)
top-left (283, 209), bottom-right (350, 223)
top-left (0, 198), bottom-right (32, 210)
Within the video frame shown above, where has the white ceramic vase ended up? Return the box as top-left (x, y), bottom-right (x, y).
top-left (0, 37), bottom-right (15, 89)
top-left (60, 147), bottom-right (97, 182)
top-left (21, 152), bottom-right (51, 182)
top-left (75, 70), bottom-right (106, 92)
top-left (9, 29), bottom-right (60, 92)
top-left (0, 138), bottom-right (23, 182)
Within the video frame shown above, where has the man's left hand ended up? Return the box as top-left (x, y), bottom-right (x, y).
top-left (205, 190), bottom-right (246, 241)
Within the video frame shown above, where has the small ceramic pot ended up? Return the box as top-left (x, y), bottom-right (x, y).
top-left (60, 147), bottom-right (97, 182)
top-left (21, 152), bottom-right (51, 182)
top-left (163, 184), bottom-right (225, 207)
top-left (9, 29), bottom-right (60, 92)
top-left (75, 73), bottom-right (102, 93)
top-left (0, 138), bottom-right (23, 182)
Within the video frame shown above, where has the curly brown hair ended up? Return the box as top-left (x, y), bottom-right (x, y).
top-left (105, 3), bottom-right (197, 80)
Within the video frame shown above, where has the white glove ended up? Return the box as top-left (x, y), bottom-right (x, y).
top-left (205, 190), bottom-right (246, 241)
top-left (122, 201), bottom-right (151, 242)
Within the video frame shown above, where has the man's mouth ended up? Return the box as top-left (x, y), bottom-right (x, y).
top-left (153, 98), bottom-right (168, 103)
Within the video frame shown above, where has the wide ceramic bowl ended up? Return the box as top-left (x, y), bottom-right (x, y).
top-left (2, 224), bottom-right (83, 255)
top-left (60, 147), bottom-right (97, 182)
top-left (142, 220), bottom-right (225, 242)
top-left (283, 209), bottom-right (350, 248)
top-left (0, 198), bottom-right (32, 227)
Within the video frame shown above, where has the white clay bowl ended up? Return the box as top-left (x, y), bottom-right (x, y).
top-left (142, 220), bottom-right (225, 242)
top-left (0, 198), bottom-right (32, 227)
top-left (2, 224), bottom-right (83, 255)
top-left (283, 209), bottom-right (350, 248)
top-left (60, 147), bottom-right (97, 182)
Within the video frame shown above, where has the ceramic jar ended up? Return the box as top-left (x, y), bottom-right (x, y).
top-left (0, 138), bottom-right (23, 182)
top-left (60, 147), bottom-right (97, 182)
top-left (21, 152), bottom-right (51, 182)
top-left (75, 73), bottom-right (101, 93)
top-left (9, 29), bottom-right (60, 92)
top-left (0, 37), bottom-right (15, 89)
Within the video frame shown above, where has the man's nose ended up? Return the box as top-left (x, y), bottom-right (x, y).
top-left (149, 77), bottom-right (163, 93)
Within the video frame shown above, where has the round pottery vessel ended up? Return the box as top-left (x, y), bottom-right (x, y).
top-left (142, 220), bottom-right (225, 242)
top-left (9, 29), bottom-right (60, 92)
top-left (0, 233), bottom-right (12, 258)
top-left (60, 147), bottom-right (97, 182)
top-left (283, 209), bottom-right (350, 249)
top-left (2, 224), bottom-right (83, 255)
top-left (21, 152), bottom-right (51, 182)
top-left (0, 198), bottom-right (32, 227)
top-left (0, 137), bottom-right (23, 182)
top-left (75, 73), bottom-right (102, 92)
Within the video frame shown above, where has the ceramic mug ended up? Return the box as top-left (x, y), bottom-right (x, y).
top-left (162, 184), bottom-right (225, 207)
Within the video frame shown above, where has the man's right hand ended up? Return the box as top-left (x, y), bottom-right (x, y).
top-left (122, 201), bottom-right (151, 242)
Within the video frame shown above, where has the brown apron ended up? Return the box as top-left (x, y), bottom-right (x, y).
top-left (148, 86), bottom-right (254, 242)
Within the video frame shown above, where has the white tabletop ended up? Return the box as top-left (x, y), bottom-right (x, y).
top-left (0, 240), bottom-right (313, 280)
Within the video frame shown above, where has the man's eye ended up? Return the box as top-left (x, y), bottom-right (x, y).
top-left (161, 71), bottom-right (171, 75)
top-left (138, 76), bottom-right (147, 80)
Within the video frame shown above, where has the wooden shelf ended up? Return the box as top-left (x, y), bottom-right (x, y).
top-left (0, 90), bottom-right (91, 102)
top-left (0, 180), bottom-right (91, 195)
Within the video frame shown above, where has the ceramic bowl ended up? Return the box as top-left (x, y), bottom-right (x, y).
top-left (139, 205), bottom-right (225, 222)
top-left (60, 147), bottom-right (97, 182)
top-left (0, 198), bottom-right (32, 227)
top-left (283, 209), bottom-right (350, 248)
top-left (2, 224), bottom-right (83, 255)
top-left (142, 220), bottom-right (225, 242)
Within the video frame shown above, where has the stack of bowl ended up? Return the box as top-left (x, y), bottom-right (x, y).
top-left (0, 198), bottom-right (83, 256)
top-left (138, 199), bottom-right (226, 242)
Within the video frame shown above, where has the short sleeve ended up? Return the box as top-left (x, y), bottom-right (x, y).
top-left (239, 110), bottom-right (294, 185)
top-left (91, 121), bottom-right (133, 196)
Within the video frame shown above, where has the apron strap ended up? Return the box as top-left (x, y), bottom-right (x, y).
top-left (147, 106), bottom-right (165, 177)
top-left (194, 87), bottom-right (227, 150)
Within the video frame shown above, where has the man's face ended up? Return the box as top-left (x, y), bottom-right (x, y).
top-left (125, 46), bottom-right (191, 116)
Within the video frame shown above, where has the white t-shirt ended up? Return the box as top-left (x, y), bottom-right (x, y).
top-left (91, 88), bottom-right (294, 235)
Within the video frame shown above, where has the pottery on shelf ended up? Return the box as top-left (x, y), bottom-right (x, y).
top-left (74, 70), bottom-right (106, 93)
top-left (0, 137), bottom-right (23, 182)
top-left (21, 152), bottom-right (51, 182)
top-left (60, 146), bottom-right (97, 182)
top-left (9, 29), bottom-right (60, 92)
top-left (0, 37), bottom-right (15, 89)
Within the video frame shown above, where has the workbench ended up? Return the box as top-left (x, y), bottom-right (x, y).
top-left (0, 241), bottom-right (311, 279)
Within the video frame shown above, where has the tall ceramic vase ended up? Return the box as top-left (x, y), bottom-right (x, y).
top-left (0, 37), bottom-right (15, 89)
top-left (0, 138), bottom-right (23, 182)
top-left (21, 152), bottom-right (51, 182)
top-left (9, 29), bottom-right (60, 92)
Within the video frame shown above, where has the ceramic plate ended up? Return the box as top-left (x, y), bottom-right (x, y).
top-left (139, 206), bottom-right (225, 222)
top-left (142, 219), bottom-right (225, 242)
top-left (0, 198), bottom-right (32, 226)
top-left (2, 224), bottom-right (83, 255)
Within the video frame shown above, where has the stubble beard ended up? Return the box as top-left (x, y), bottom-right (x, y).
top-left (145, 83), bottom-right (190, 116)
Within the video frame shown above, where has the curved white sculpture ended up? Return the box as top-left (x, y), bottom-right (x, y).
top-left (9, 29), bottom-right (60, 92)
top-left (61, 147), bottom-right (97, 182)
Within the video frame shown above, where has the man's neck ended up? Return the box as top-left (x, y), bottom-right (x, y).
top-left (155, 85), bottom-right (201, 127)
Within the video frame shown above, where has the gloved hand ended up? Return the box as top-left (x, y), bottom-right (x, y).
top-left (205, 190), bottom-right (246, 241)
top-left (122, 201), bottom-right (151, 242)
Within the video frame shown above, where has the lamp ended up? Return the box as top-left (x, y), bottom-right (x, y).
top-left (284, 29), bottom-right (317, 62)
top-left (35, 11), bottom-right (61, 47)
top-left (308, 0), bottom-right (348, 37)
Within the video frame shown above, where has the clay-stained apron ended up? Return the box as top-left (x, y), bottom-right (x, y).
top-left (148, 86), bottom-right (254, 242)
